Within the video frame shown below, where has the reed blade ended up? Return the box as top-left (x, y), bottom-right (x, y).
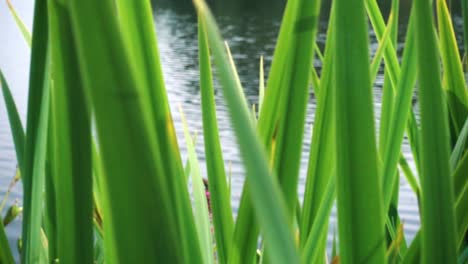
top-left (198, 16), bottom-right (234, 264)
top-left (334, 0), bottom-right (386, 262)
top-left (414, 0), bottom-right (457, 262)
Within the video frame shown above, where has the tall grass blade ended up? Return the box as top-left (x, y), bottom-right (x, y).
top-left (198, 16), bottom-right (233, 264)
top-left (365, 0), bottom-right (399, 88)
top-left (48, 1), bottom-right (93, 262)
top-left (231, 0), bottom-right (323, 260)
top-left (377, 0), bottom-right (398, 178)
top-left (370, 10), bottom-right (395, 84)
top-left (455, 173), bottom-right (468, 248)
top-left (300, 5), bottom-right (336, 262)
top-left (453, 151), bottom-right (468, 204)
top-left (402, 231), bottom-right (421, 264)
top-left (179, 106), bottom-right (214, 264)
top-left (43, 156), bottom-right (57, 261)
top-left (260, 0), bottom-right (322, 217)
top-left (194, 1), bottom-right (299, 263)
top-left (367, 0), bottom-right (422, 212)
top-left (380, 5), bottom-right (420, 210)
top-left (403, 148), bottom-right (468, 262)
top-left (224, 41), bottom-right (252, 122)
top-left (437, 0), bottom-right (468, 140)
top-left (0, 221), bottom-right (14, 263)
top-left (259, 56), bottom-right (265, 113)
top-left (301, 176), bottom-right (336, 263)
top-left (68, 0), bottom-right (201, 262)
top-left (463, 0), bottom-right (468, 62)
top-left (5, 0), bottom-right (32, 46)
top-left (398, 155), bottom-right (421, 197)
top-left (114, 1), bottom-right (204, 259)
top-left (450, 118), bottom-right (468, 170)
top-left (25, 72), bottom-right (49, 264)
top-left (414, 0), bottom-right (457, 262)
top-left (0, 70), bottom-right (25, 172)
top-left (334, 0), bottom-right (386, 263)
top-left (223, 36), bottom-right (259, 264)
top-left (21, 0), bottom-right (49, 261)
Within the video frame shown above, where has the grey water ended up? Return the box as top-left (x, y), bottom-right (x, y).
top-left (0, 0), bottom-right (465, 259)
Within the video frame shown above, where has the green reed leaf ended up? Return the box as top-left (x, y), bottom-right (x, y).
top-left (5, 0), bottom-right (32, 46)
top-left (0, 70), bottom-right (25, 172)
top-left (335, 0), bottom-right (386, 263)
top-left (415, 0), bottom-right (457, 262)
top-left (179, 106), bottom-right (214, 264)
top-left (194, 1), bottom-right (299, 263)
top-left (198, 16), bottom-right (234, 264)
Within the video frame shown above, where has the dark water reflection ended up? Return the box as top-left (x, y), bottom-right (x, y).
top-left (0, 0), bottom-right (465, 258)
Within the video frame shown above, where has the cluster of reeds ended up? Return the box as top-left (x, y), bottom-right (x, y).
top-left (0, 0), bottom-right (467, 263)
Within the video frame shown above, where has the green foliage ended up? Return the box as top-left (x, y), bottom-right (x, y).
top-left (415, 0), bottom-right (458, 263)
top-left (334, 0), bottom-right (386, 263)
top-left (198, 16), bottom-right (234, 264)
top-left (0, 0), bottom-right (466, 263)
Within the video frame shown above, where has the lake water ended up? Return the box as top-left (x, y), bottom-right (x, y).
top-left (0, 0), bottom-right (465, 258)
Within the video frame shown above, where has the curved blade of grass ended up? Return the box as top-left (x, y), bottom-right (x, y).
top-left (309, 65), bottom-right (320, 95)
top-left (198, 16), bottom-right (233, 264)
top-left (314, 43), bottom-right (324, 62)
top-left (455, 176), bottom-right (468, 248)
top-left (404, 149), bottom-right (468, 263)
top-left (21, 0), bottom-right (49, 261)
top-left (194, 1), bottom-right (299, 263)
top-left (398, 155), bottom-right (421, 197)
top-left (301, 176), bottom-right (336, 263)
top-left (0, 221), bottom-right (14, 263)
top-left (370, 10), bottom-right (395, 84)
top-left (366, 0), bottom-right (422, 213)
top-left (366, 0), bottom-right (422, 165)
top-left (437, 0), bottom-right (468, 139)
top-left (5, 0), bottom-right (32, 46)
top-left (224, 36), bottom-right (260, 264)
top-left (179, 106), bottom-right (214, 264)
top-left (378, 0), bottom-right (399, 170)
top-left (68, 0), bottom-right (200, 262)
top-left (380, 5), bottom-right (420, 211)
top-left (300, 5), bottom-right (336, 261)
top-left (0, 171), bottom-right (20, 213)
top-left (375, 4), bottom-right (405, 241)
top-left (377, 6), bottom-right (401, 224)
top-left (25, 70), bottom-right (49, 264)
top-left (451, 118), bottom-right (468, 170)
top-left (402, 231), bottom-right (421, 264)
top-left (114, 2), bottom-right (203, 260)
top-left (43, 155), bottom-right (57, 261)
top-left (224, 41), bottom-right (252, 123)
top-left (453, 150), bottom-right (468, 204)
top-left (48, 1), bottom-right (93, 262)
top-left (453, 149), bottom-right (467, 249)
top-left (259, 56), bottom-right (265, 113)
top-left (334, 0), bottom-right (386, 263)
top-left (263, 0), bottom-right (322, 218)
top-left (309, 43), bottom-right (322, 95)
top-left (365, 0), bottom-right (399, 87)
top-left (231, 0), bottom-right (323, 261)
top-left (463, 0), bottom-right (468, 62)
top-left (414, 0), bottom-right (457, 262)
top-left (0, 70), bottom-right (25, 172)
